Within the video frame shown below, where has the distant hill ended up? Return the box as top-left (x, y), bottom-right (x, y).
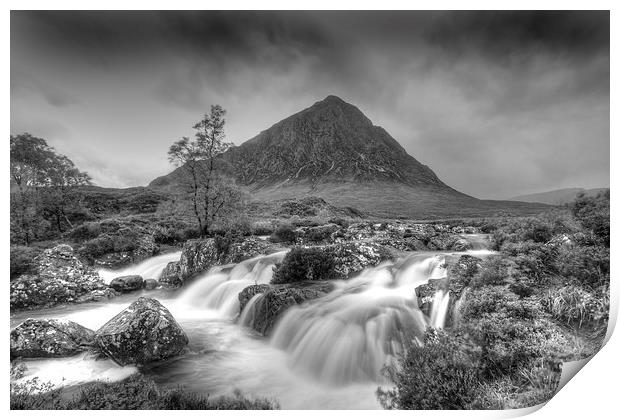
top-left (511, 188), bottom-right (608, 206)
top-left (150, 95), bottom-right (551, 219)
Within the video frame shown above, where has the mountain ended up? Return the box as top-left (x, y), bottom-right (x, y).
top-left (511, 188), bottom-right (608, 206)
top-left (150, 95), bottom-right (550, 218)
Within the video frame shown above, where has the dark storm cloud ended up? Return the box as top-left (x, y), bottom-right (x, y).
top-left (10, 11), bottom-right (609, 196)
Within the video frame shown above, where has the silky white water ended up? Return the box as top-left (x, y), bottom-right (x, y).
top-left (11, 248), bottom-right (493, 409)
top-left (97, 251), bottom-right (182, 284)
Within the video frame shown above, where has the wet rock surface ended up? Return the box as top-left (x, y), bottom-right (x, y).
top-left (10, 318), bottom-right (95, 359)
top-left (10, 244), bottom-right (117, 310)
top-left (95, 297), bottom-right (188, 366)
top-left (238, 282), bottom-right (334, 336)
top-left (109, 275), bottom-right (146, 292)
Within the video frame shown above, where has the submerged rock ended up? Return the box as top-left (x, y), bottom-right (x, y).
top-left (10, 318), bottom-right (95, 359)
top-left (10, 244), bottom-right (116, 310)
top-left (144, 278), bottom-right (160, 290)
top-left (109, 275), bottom-right (145, 292)
top-left (238, 282), bottom-right (334, 336)
top-left (95, 297), bottom-right (188, 366)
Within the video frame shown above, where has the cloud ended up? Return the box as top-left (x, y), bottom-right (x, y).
top-left (10, 11), bottom-right (609, 198)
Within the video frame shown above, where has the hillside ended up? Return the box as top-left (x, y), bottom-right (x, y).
top-left (511, 188), bottom-right (608, 206)
top-left (150, 95), bottom-right (551, 218)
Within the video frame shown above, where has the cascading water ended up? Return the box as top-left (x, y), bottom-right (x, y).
top-left (11, 247), bottom-right (494, 408)
top-left (97, 251), bottom-right (182, 284)
top-left (267, 254), bottom-right (448, 384)
top-left (175, 251), bottom-right (287, 318)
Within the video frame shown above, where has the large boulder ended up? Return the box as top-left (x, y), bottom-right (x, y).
top-left (10, 244), bottom-right (118, 310)
top-left (10, 318), bottom-right (95, 359)
top-left (159, 237), bottom-right (280, 287)
top-left (95, 297), bottom-right (188, 366)
top-left (238, 282), bottom-right (334, 336)
top-left (326, 242), bottom-right (395, 278)
top-left (109, 275), bottom-right (145, 292)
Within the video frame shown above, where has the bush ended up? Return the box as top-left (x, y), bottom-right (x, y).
top-left (272, 247), bottom-right (337, 284)
top-left (555, 244), bottom-right (609, 289)
top-left (11, 375), bottom-right (279, 410)
top-left (377, 330), bottom-right (482, 409)
top-left (270, 224), bottom-right (297, 243)
top-left (572, 190), bottom-right (610, 247)
top-left (469, 256), bottom-right (514, 289)
top-left (10, 246), bottom-right (39, 278)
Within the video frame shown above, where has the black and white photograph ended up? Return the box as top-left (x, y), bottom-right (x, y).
top-left (7, 6), bottom-right (612, 413)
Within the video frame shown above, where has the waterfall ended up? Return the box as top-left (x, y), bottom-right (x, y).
top-left (97, 251), bottom-right (182, 284)
top-left (175, 251), bottom-right (287, 318)
top-left (268, 254), bottom-right (448, 384)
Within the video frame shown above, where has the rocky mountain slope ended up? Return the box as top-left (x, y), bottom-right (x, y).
top-left (150, 95), bottom-right (550, 218)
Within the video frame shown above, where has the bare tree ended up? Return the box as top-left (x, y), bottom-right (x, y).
top-left (168, 105), bottom-right (234, 236)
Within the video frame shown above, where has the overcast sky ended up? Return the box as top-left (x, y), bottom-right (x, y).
top-left (10, 11), bottom-right (609, 199)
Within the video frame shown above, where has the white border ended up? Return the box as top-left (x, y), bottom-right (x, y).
top-left (3, 2), bottom-right (616, 419)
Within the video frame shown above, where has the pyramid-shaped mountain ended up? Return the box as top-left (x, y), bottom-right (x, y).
top-left (150, 96), bottom-right (547, 218)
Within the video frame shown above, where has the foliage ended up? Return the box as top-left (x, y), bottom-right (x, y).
top-left (555, 244), bottom-right (609, 289)
top-left (272, 247), bottom-right (337, 284)
top-left (270, 223), bottom-right (297, 243)
top-left (377, 330), bottom-right (482, 409)
top-left (469, 256), bottom-right (514, 289)
top-left (572, 190), bottom-right (610, 246)
top-left (10, 133), bottom-right (92, 244)
top-left (10, 375), bottom-right (279, 410)
top-left (10, 246), bottom-right (39, 278)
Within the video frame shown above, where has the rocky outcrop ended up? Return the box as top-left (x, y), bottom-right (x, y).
top-left (238, 282), bottom-right (334, 336)
top-left (159, 237), bottom-right (279, 287)
top-left (10, 244), bottom-right (118, 310)
top-left (327, 242), bottom-right (395, 278)
top-left (95, 297), bottom-right (188, 366)
top-left (109, 275), bottom-right (145, 293)
top-left (415, 254), bottom-right (482, 326)
top-left (10, 318), bottom-right (95, 359)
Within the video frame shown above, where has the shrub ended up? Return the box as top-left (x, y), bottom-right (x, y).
top-left (272, 247), bottom-right (337, 284)
top-left (270, 224), bottom-right (297, 243)
top-left (555, 245), bottom-right (609, 289)
top-left (10, 246), bottom-right (39, 278)
top-left (10, 375), bottom-right (279, 410)
top-left (572, 190), bottom-right (610, 247)
top-left (377, 330), bottom-right (482, 409)
top-left (469, 256), bottom-right (514, 289)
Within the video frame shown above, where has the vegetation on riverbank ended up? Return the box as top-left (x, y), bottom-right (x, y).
top-left (10, 374), bottom-right (279, 410)
top-left (377, 190), bottom-right (610, 409)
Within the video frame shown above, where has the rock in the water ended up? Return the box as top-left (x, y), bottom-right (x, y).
top-left (238, 282), bottom-right (334, 335)
top-left (10, 244), bottom-right (116, 310)
top-left (159, 237), bottom-right (279, 287)
top-left (159, 261), bottom-right (183, 287)
top-left (109, 275), bottom-right (145, 292)
top-left (144, 278), bottom-right (160, 290)
top-left (451, 238), bottom-right (472, 252)
top-left (11, 318), bottom-right (95, 359)
top-left (326, 242), bottom-right (395, 278)
top-left (95, 297), bottom-right (188, 366)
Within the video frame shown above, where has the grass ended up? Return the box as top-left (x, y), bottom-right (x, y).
top-left (10, 374), bottom-right (279, 410)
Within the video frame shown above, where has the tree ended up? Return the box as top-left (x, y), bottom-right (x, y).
top-left (10, 133), bottom-right (91, 243)
top-left (168, 105), bottom-right (235, 236)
